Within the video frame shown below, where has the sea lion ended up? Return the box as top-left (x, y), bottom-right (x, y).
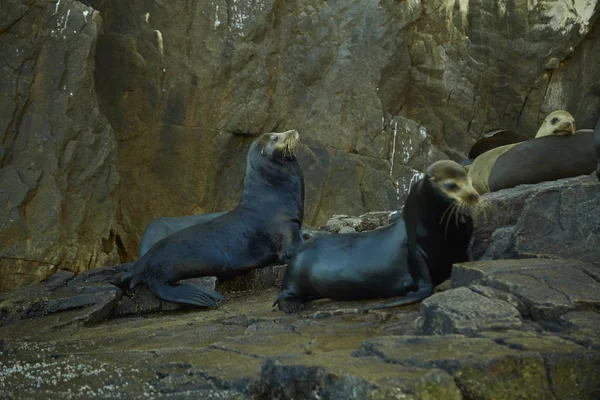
top-left (113, 130), bottom-right (305, 307)
top-left (533, 110), bottom-right (576, 138)
top-left (487, 130), bottom-right (596, 193)
top-left (467, 129), bottom-right (529, 160)
top-left (139, 213), bottom-right (320, 258)
top-left (273, 160), bottom-right (482, 313)
top-left (462, 110), bottom-right (576, 168)
top-left (468, 110), bottom-right (578, 194)
top-left (138, 212), bottom-right (226, 258)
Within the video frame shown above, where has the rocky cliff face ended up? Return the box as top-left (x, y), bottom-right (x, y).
top-left (1, 0), bottom-right (599, 290)
top-left (0, 0), bottom-right (120, 292)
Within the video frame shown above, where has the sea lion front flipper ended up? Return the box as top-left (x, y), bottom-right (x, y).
top-left (149, 281), bottom-right (225, 308)
top-left (272, 290), bottom-right (305, 314)
top-left (110, 271), bottom-right (133, 288)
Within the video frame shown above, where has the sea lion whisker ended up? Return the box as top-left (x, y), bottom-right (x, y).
top-left (442, 202), bottom-right (458, 237)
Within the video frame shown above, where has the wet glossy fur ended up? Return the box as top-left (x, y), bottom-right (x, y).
top-left (274, 160), bottom-right (478, 313)
top-left (113, 131), bottom-right (305, 308)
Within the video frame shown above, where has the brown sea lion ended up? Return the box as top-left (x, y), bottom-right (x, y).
top-left (468, 110), bottom-right (578, 194)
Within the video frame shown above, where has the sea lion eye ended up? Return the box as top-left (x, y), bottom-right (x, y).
top-left (551, 117), bottom-right (559, 125)
top-left (271, 135), bottom-right (279, 142)
top-left (445, 182), bottom-right (459, 191)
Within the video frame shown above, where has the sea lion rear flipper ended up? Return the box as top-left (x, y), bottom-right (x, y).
top-left (110, 271), bottom-right (133, 288)
top-left (359, 286), bottom-right (434, 311)
top-left (149, 281), bottom-right (225, 308)
top-left (272, 290), bottom-right (304, 314)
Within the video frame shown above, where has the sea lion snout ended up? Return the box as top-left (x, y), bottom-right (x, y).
top-left (466, 191), bottom-right (480, 204)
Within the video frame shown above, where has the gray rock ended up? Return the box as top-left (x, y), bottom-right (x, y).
top-left (418, 287), bottom-right (522, 335)
top-left (0, 280), bottom-right (122, 327)
top-left (45, 271), bottom-right (76, 291)
top-left (338, 226), bottom-right (357, 234)
top-left (468, 284), bottom-right (529, 317)
top-left (247, 359), bottom-right (385, 400)
top-left (452, 258), bottom-right (600, 320)
top-left (474, 175), bottom-right (600, 262)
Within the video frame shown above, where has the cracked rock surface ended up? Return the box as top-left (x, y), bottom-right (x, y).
top-left (2, 176), bottom-right (600, 398)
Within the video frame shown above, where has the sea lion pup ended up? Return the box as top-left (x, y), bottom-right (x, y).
top-left (113, 130), bottom-right (305, 307)
top-left (273, 160), bottom-right (482, 314)
top-left (468, 110), bottom-right (577, 194)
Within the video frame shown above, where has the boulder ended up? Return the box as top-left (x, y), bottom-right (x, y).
top-left (473, 175), bottom-right (600, 262)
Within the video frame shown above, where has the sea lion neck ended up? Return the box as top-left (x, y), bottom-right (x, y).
top-left (404, 176), bottom-right (455, 225)
top-left (238, 149), bottom-right (304, 219)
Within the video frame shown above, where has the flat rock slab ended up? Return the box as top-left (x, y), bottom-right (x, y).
top-left (418, 287), bottom-right (523, 335)
top-left (354, 334), bottom-right (600, 400)
top-left (452, 258), bottom-right (600, 320)
top-left (2, 288), bottom-right (600, 399)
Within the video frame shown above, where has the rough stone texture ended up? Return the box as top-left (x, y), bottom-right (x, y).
top-left (4, 286), bottom-right (598, 399)
top-left (354, 334), bottom-right (599, 400)
top-left (452, 258), bottom-right (600, 320)
top-left (473, 174), bottom-right (600, 262)
top-left (320, 211), bottom-right (395, 233)
top-left (418, 287), bottom-right (523, 335)
top-left (0, 0), bottom-right (120, 292)
top-left (2, 1), bottom-right (600, 291)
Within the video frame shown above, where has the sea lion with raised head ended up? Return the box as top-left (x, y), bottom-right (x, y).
top-left (138, 212), bottom-right (320, 258)
top-left (138, 212), bottom-right (226, 258)
top-left (273, 160), bottom-right (483, 313)
top-left (113, 130), bottom-right (304, 307)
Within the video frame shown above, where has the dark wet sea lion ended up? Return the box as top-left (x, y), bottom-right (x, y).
top-left (113, 130), bottom-right (304, 307)
top-left (273, 160), bottom-right (482, 313)
top-left (138, 213), bottom-right (319, 258)
top-left (138, 212), bottom-right (226, 258)
top-left (487, 130), bottom-right (597, 193)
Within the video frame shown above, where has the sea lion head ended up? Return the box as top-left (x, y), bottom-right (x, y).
top-left (535, 110), bottom-right (575, 138)
top-left (426, 160), bottom-right (480, 207)
top-left (254, 130), bottom-right (300, 162)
